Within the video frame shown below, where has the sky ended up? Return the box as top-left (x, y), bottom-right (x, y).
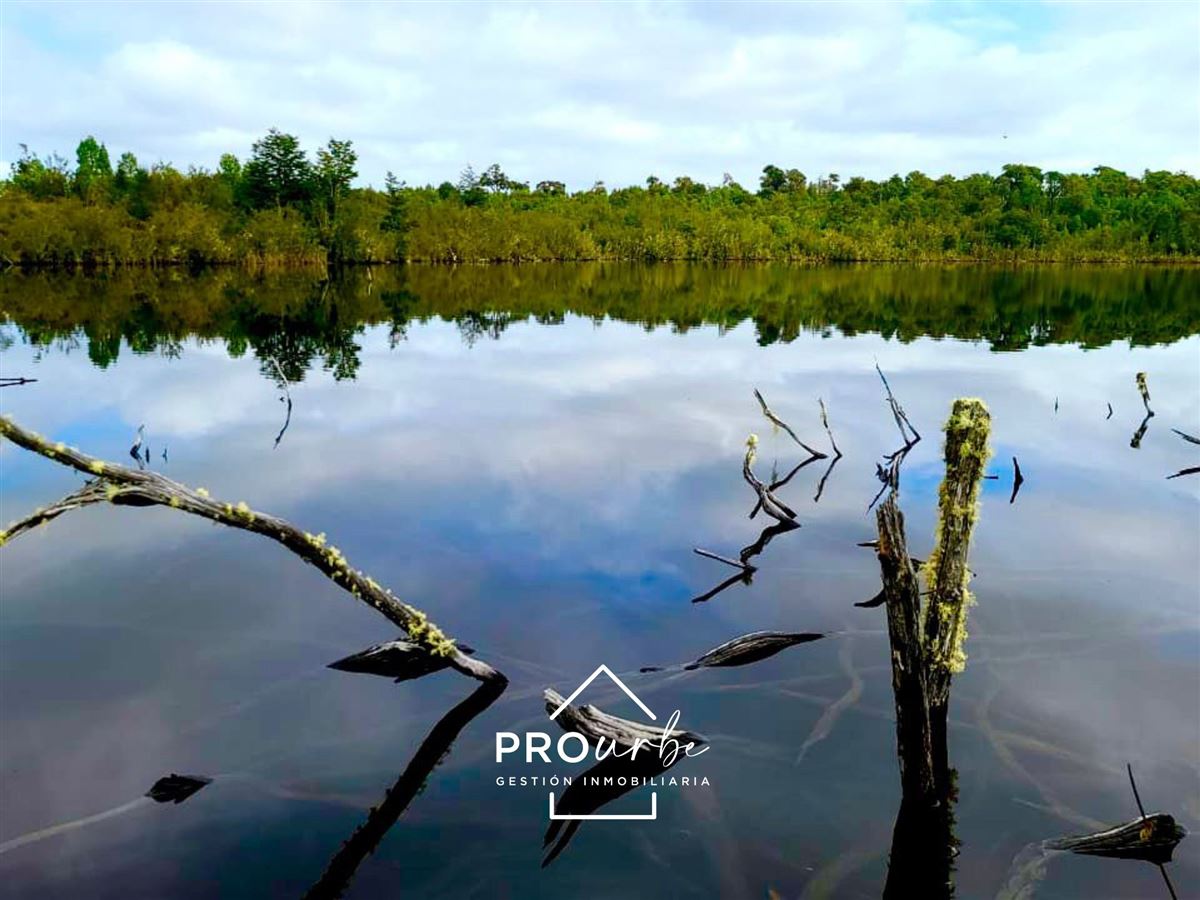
top-left (0, 0), bottom-right (1197, 190)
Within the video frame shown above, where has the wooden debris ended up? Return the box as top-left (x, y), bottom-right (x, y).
top-left (544, 690), bottom-right (704, 749)
top-left (0, 415), bottom-right (504, 686)
top-left (1171, 428), bottom-right (1200, 445)
top-left (1045, 814), bottom-right (1186, 865)
top-left (145, 774), bottom-right (211, 804)
top-left (329, 640), bottom-right (476, 682)
top-left (0, 376), bottom-right (37, 387)
top-left (1166, 466), bottom-right (1200, 480)
top-left (855, 589), bottom-right (887, 609)
top-left (754, 388), bottom-right (826, 458)
top-left (684, 631), bottom-right (825, 670)
top-left (693, 547), bottom-right (754, 573)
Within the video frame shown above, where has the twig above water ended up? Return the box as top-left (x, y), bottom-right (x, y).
top-left (754, 389), bottom-right (826, 458)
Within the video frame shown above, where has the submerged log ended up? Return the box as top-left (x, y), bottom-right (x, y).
top-left (544, 689), bottom-right (705, 749)
top-left (329, 640), bottom-right (476, 682)
top-left (145, 774), bottom-right (211, 804)
top-left (1045, 813), bottom-right (1186, 865)
top-left (684, 631), bottom-right (824, 670)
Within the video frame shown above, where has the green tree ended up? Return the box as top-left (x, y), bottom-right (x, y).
top-left (242, 129), bottom-right (312, 210)
top-left (74, 136), bottom-right (113, 203)
top-left (315, 138), bottom-right (358, 221)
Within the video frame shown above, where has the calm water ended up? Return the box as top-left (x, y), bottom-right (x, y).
top-left (1, 265), bottom-right (1198, 899)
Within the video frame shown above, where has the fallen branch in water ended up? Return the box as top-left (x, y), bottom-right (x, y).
top-left (544, 689), bottom-right (704, 748)
top-left (693, 547), bottom-right (755, 572)
top-left (1166, 466), bottom-right (1200, 480)
top-left (684, 631), bottom-right (825, 669)
top-left (743, 435), bottom-right (798, 524)
top-left (754, 389), bottom-right (827, 458)
top-left (0, 415), bottom-right (504, 686)
top-left (1171, 428), bottom-right (1200, 445)
top-left (1107, 402), bottom-right (1114, 420)
top-left (814, 397), bottom-right (844, 502)
top-left (0, 376), bottom-right (37, 387)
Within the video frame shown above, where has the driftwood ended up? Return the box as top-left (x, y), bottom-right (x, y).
top-left (544, 689), bottom-right (704, 749)
top-left (684, 631), bottom-right (824, 670)
top-left (1166, 466), bottom-right (1200, 480)
top-left (692, 547), bottom-right (754, 573)
top-left (145, 774), bottom-right (211, 804)
top-left (743, 435), bottom-right (799, 524)
top-left (0, 376), bottom-right (38, 387)
top-left (814, 397), bottom-right (844, 502)
top-left (753, 389), bottom-right (826, 458)
top-left (0, 415), bottom-right (504, 686)
top-left (1107, 402), bottom-right (1114, 420)
top-left (1171, 428), bottom-right (1200, 445)
top-left (1045, 814), bottom-right (1186, 864)
top-left (329, 640), bottom-right (477, 682)
top-left (304, 679), bottom-right (505, 899)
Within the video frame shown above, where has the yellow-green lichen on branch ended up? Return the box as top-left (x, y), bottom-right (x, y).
top-left (922, 397), bottom-right (991, 679)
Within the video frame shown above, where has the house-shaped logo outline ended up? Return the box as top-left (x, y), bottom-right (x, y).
top-left (547, 664), bottom-right (660, 821)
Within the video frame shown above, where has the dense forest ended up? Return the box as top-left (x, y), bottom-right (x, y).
top-left (4, 265), bottom-right (1196, 375)
top-left (2, 130), bottom-right (1198, 266)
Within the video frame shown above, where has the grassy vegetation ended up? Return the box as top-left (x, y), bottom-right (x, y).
top-left (2, 132), bottom-right (1198, 267)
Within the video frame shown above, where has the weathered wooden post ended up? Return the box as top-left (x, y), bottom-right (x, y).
top-left (875, 398), bottom-right (990, 899)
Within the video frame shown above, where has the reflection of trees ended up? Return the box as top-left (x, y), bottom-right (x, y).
top-left (2, 264), bottom-right (1196, 379)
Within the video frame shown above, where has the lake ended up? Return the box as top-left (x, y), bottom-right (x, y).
top-left (1, 264), bottom-right (1197, 899)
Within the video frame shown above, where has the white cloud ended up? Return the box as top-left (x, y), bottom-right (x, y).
top-left (0, 0), bottom-right (1196, 187)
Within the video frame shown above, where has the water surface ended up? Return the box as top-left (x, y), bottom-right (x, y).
top-left (1, 265), bottom-right (1197, 899)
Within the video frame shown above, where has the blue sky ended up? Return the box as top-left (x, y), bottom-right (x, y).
top-left (1, 0), bottom-right (1196, 189)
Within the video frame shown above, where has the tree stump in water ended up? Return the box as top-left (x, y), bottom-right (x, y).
top-left (874, 398), bottom-right (990, 899)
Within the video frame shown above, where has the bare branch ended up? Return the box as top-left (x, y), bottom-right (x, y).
top-left (0, 415), bottom-right (504, 686)
top-left (754, 389), bottom-right (826, 458)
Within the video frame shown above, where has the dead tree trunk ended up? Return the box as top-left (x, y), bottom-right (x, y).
top-left (921, 398), bottom-right (991, 781)
top-left (875, 494), bottom-right (935, 802)
top-left (875, 398), bottom-right (990, 898)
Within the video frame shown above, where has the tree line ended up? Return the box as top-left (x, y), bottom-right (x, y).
top-left (2, 129), bottom-right (1198, 267)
